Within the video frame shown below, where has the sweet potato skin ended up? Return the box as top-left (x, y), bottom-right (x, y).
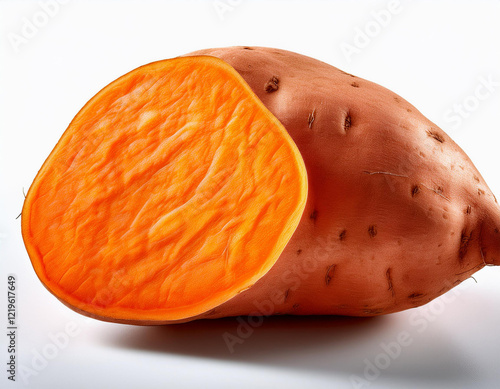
top-left (179, 46), bottom-right (500, 321)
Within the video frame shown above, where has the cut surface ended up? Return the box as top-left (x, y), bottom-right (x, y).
top-left (22, 56), bottom-right (307, 322)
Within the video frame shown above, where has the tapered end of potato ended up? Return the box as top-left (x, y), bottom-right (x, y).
top-left (21, 56), bottom-right (308, 324)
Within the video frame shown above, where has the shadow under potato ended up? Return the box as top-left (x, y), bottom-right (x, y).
top-left (112, 315), bottom-right (379, 358)
top-left (105, 314), bottom-right (478, 384)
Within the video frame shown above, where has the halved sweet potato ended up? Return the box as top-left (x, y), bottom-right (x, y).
top-left (21, 56), bottom-right (308, 323)
top-left (23, 47), bottom-right (500, 325)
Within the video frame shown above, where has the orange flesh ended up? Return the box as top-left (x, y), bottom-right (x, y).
top-left (21, 56), bottom-right (307, 322)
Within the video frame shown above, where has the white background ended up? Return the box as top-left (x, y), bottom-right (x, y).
top-left (1, 1), bottom-right (500, 388)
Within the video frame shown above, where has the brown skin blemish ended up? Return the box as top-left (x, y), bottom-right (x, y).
top-left (284, 289), bottom-right (290, 302)
top-left (411, 185), bottom-right (420, 197)
top-left (465, 205), bottom-right (472, 214)
top-left (296, 249), bottom-right (302, 255)
top-left (442, 213), bottom-right (448, 219)
top-left (325, 264), bottom-right (336, 286)
top-left (264, 76), bottom-right (279, 92)
top-left (386, 268), bottom-right (395, 297)
top-left (339, 229), bottom-right (347, 241)
top-left (344, 113), bottom-right (351, 131)
top-left (478, 188), bottom-right (485, 196)
top-left (408, 293), bottom-right (424, 299)
top-left (308, 109), bottom-right (316, 129)
top-left (459, 229), bottom-right (473, 261)
top-left (242, 46), bottom-right (254, 50)
top-left (339, 69), bottom-right (356, 77)
top-left (351, 82), bottom-right (360, 88)
top-left (292, 303), bottom-right (300, 310)
top-left (394, 96), bottom-right (401, 103)
top-left (368, 225), bottom-right (377, 238)
top-left (310, 209), bottom-right (318, 222)
top-left (473, 175), bottom-right (480, 182)
top-left (406, 108), bottom-right (412, 113)
top-left (427, 129), bottom-right (445, 143)
top-left (363, 308), bottom-right (384, 315)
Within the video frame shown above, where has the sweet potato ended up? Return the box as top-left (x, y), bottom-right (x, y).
top-left (22, 47), bottom-right (500, 324)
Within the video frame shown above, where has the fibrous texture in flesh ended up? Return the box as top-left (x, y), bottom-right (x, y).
top-left (22, 56), bottom-right (307, 322)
